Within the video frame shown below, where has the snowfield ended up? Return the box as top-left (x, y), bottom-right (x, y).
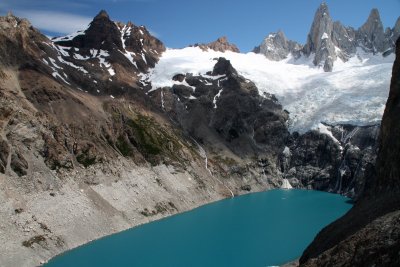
top-left (144, 47), bottom-right (394, 132)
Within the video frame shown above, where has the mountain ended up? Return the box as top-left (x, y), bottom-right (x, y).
top-left (255, 3), bottom-right (399, 71)
top-left (0, 8), bottom-right (396, 267)
top-left (49, 9), bottom-right (165, 93)
top-left (0, 11), bottom-right (292, 266)
top-left (299, 37), bottom-right (400, 267)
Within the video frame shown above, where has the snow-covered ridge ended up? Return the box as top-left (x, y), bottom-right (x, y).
top-left (144, 46), bottom-right (394, 132)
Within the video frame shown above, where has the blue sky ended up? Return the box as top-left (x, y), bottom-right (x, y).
top-left (0, 0), bottom-right (399, 51)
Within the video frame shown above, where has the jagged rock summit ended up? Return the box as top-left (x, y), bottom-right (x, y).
top-left (52, 10), bottom-right (165, 76)
top-left (357, 8), bottom-right (388, 53)
top-left (253, 30), bottom-right (302, 61)
top-left (192, 36), bottom-right (240, 53)
top-left (303, 2), bottom-right (336, 71)
top-left (255, 3), bottom-right (399, 71)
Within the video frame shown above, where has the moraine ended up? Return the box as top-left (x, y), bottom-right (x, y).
top-left (44, 189), bottom-right (351, 267)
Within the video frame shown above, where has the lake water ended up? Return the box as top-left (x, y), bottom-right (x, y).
top-left (44, 189), bottom-right (352, 267)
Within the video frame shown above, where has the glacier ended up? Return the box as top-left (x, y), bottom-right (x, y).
top-left (144, 47), bottom-right (394, 132)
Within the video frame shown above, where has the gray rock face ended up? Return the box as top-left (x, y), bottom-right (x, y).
top-left (357, 8), bottom-right (390, 53)
top-left (254, 31), bottom-right (302, 60)
top-left (285, 124), bottom-right (378, 198)
top-left (303, 3), bottom-right (336, 71)
top-left (331, 21), bottom-right (356, 60)
top-left (255, 3), bottom-right (400, 71)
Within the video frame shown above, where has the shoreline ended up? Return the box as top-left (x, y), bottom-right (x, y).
top-left (43, 190), bottom-right (345, 266)
top-left (280, 259), bottom-right (299, 267)
top-left (0, 159), bottom-right (276, 267)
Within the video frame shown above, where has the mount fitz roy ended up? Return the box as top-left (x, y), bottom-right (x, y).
top-left (0, 3), bottom-right (398, 267)
top-left (254, 3), bottom-right (400, 71)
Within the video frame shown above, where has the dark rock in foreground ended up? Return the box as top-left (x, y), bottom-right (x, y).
top-left (299, 37), bottom-right (400, 267)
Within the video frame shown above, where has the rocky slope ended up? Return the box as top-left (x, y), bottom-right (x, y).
top-left (0, 12), bottom-right (288, 267)
top-left (299, 37), bottom-right (400, 266)
top-left (255, 3), bottom-right (399, 71)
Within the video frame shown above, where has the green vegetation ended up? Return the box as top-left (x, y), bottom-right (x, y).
top-left (76, 152), bottom-right (96, 167)
top-left (106, 103), bottom-right (190, 165)
top-left (127, 118), bottom-right (161, 156)
top-left (124, 113), bottom-right (184, 164)
top-left (115, 135), bottom-right (133, 157)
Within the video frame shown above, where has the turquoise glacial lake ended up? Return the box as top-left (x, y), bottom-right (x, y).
top-left (44, 189), bottom-right (352, 267)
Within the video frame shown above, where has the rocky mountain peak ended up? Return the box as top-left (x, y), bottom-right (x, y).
top-left (191, 36), bottom-right (240, 53)
top-left (303, 2), bottom-right (336, 71)
top-left (94, 10), bottom-right (110, 20)
top-left (365, 8), bottom-right (381, 25)
top-left (216, 36), bottom-right (228, 43)
top-left (53, 9), bottom-right (122, 52)
top-left (0, 12), bottom-right (46, 66)
top-left (254, 30), bottom-right (302, 61)
top-left (357, 8), bottom-right (386, 52)
top-left (0, 11), bottom-right (31, 30)
top-left (316, 2), bottom-right (330, 17)
top-left (255, 4), bottom-right (398, 72)
top-left (363, 8), bottom-right (384, 35)
top-left (50, 9), bottom-right (165, 84)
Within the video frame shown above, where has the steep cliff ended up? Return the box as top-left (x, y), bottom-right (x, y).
top-left (300, 37), bottom-right (400, 267)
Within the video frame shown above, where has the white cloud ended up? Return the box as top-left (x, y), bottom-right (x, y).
top-left (16, 10), bottom-right (92, 34)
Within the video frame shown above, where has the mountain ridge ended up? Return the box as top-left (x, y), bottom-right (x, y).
top-left (254, 3), bottom-right (399, 71)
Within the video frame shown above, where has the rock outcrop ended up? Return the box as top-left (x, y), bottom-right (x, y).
top-left (149, 57), bottom-right (289, 186)
top-left (192, 36), bottom-right (240, 53)
top-left (284, 124), bottom-right (378, 198)
top-left (299, 37), bottom-right (400, 267)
